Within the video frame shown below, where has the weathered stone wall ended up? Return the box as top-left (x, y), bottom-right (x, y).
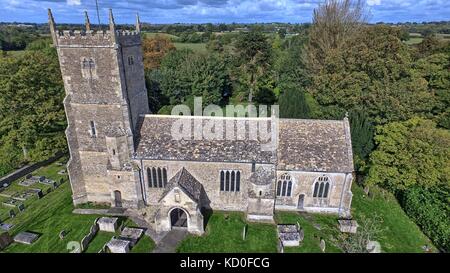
top-left (55, 27), bottom-right (148, 206)
top-left (139, 160), bottom-right (269, 212)
top-left (274, 170), bottom-right (353, 216)
top-left (154, 188), bottom-right (204, 235)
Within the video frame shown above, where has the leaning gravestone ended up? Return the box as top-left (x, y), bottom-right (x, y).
top-left (59, 230), bottom-right (66, 240)
top-left (242, 224), bottom-right (247, 240)
top-left (320, 238), bottom-right (326, 253)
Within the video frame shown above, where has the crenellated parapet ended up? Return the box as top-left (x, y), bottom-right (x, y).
top-left (48, 8), bottom-right (142, 48)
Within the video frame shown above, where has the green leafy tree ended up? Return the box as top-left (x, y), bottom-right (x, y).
top-left (0, 48), bottom-right (66, 175)
top-left (366, 118), bottom-right (450, 192)
top-left (401, 186), bottom-right (450, 252)
top-left (235, 30), bottom-right (272, 102)
top-left (279, 85), bottom-right (310, 119)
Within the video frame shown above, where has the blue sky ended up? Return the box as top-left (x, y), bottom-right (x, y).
top-left (1, 0), bottom-right (449, 24)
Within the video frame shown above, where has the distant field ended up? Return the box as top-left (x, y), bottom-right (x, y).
top-left (174, 42), bottom-right (207, 53)
top-left (142, 32), bottom-right (179, 40)
top-left (405, 37), bottom-right (424, 45)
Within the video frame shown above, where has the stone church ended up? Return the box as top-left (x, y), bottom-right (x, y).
top-left (49, 10), bottom-right (354, 235)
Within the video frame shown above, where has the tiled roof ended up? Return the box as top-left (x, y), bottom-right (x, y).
top-left (135, 115), bottom-right (354, 173)
top-left (277, 119), bottom-right (353, 172)
top-left (160, 167), bottom-right (203, 202)
top-left (135, 115), bottom-right (275, 164)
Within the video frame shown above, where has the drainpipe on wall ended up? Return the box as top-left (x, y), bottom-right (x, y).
top-left (338, 173), bottom-right (349, 217)
top-left (139, 158), bottom-right (147, 205)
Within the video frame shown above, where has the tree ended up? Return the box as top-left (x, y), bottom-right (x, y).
top-left (307, 0), bottom-right (367, 73)
top-left (366, 118), bottom-right (450, 193)
top-left (191, 54), bottom-right (232, 106)
top-left (402, 186), bottom-right (450, 252)
top-left (142, 35), bottom-right (176, 71)
top-left (349, 109), bottom-right (375, 168)
top-left (0, 48), bottom-right (66, 175)
top-left (279, 85), bottom-right (310, 119)
top-left (309, 24), bottom-right (437, 125)
top-left (159, 50), bottom-right (231, 107)
top-left (235, 30), bottom-right (272, 102)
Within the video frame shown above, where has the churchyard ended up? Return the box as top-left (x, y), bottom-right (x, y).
top-left (176, 184), bottom-right (436, 253)
top-left (0, 159), bottom-right (436, 253)
top-left (0, 159), bottom-right (155, 253)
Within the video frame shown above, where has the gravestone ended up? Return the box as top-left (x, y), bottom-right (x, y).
top-left (320, 238), bottom-right (326, 253)
top-left (313, 223), bottom-right (321, 230)
top-left (0, 232), bottom-right (13, 250)
top-left (9, 210), bottom-right (15, 218)
top-left (277, 224), bottom-right (301, 247)
top-left (14, 232), bottom-right (39, 245)
top-left (18, 204), bottom-right (25, 212)
top-left (59, 230), bottom-right (66, 240)
top-left (278, 238), bottom-right (284, 253)
top-left (338, 220), bottom-right (358, 234)
top-left (366, 241), bottom-right (381, 253)
top-left (106, 238), bottom-right (130, 253)
top-left (119, 227), bottom-right (144, 247)
top-left (242, 224), bottom-right (247, 240)
top-left (98, 217), bottom-right (118, 233)
top-left (0, 223), bottom-right (14, 231)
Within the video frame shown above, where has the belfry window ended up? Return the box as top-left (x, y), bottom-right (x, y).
top-left (313, 176), bottom-right (330, 198)
top-left (147, 167), bottom-right (168, 188)
top-left (220, 170), bottom-right (241, 192)
top-left (89, 121), bottom-right (97, 138)
top-left (277, 173), bottom-right (293, 197)
top-left (128, 56), bottom-right (134, 66)
top-left (81, 58), bottom-right (96, 79)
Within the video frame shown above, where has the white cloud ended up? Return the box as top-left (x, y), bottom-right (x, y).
top-left (67, 0), bottom-right (81, 6)
top-left (367, 0), bottom-right (382, 6)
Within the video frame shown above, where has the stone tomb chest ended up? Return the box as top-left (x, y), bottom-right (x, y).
top-left (0, 232), bottom-right (13, 250)
top-left (98, 217), bottom-right (119, 233)
top-left (119, 227), bottom-right (144, 247)
top-left (277, 224), bottom-right (303, 247)
top-left (106, 238), bottom-right (131, 253)
top-left (338, 219), bottom-right (358, 234)
top-left (13, 231), bottom-right (39, 245)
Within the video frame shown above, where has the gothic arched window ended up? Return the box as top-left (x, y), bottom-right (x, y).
top-left (147, 167), bottom-right (167, 188)
top-left (220, 171), bottom-right (225, 191)
top-left (220, 170), bottom-right (241, 192)
top-left (313, 176), bottom-right (331, 199)
top-left (277, 173), bottom-right (293, 197)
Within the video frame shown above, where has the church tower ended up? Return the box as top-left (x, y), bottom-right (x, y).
top-left (49, 9), bottom-right (149, 208)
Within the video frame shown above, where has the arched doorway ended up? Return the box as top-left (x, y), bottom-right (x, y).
top-left (114, 190), bottom-right (122, 208)
top-left (297, 194), bottom-right (305, 210)
top-left (170, 208), bottom-right (188, 228)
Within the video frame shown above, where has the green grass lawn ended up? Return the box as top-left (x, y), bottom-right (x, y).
top-left (177, 184), bottom-right (436, 253)
top-left (350, 184), bottom-right (436, 253)
top-left (177, 212), bottom-right (278, 253)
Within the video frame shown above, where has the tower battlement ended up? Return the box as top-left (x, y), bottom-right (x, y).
top-left (49, 8), bottom-right (142, 47)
